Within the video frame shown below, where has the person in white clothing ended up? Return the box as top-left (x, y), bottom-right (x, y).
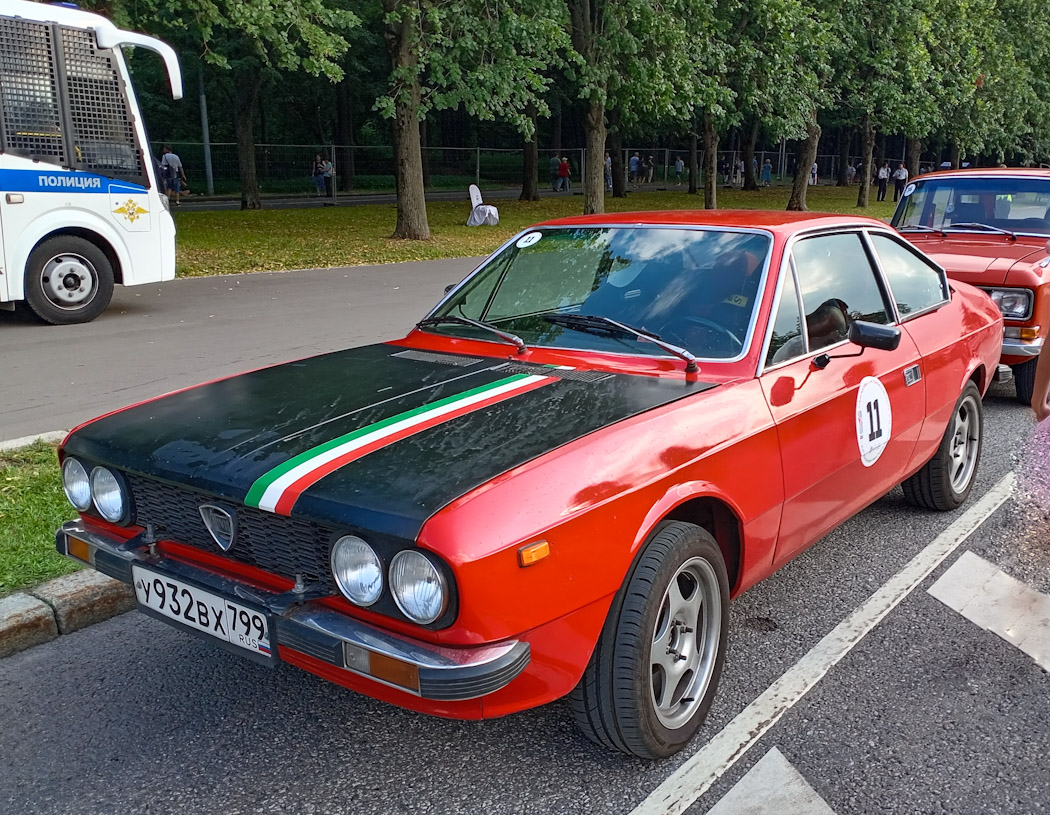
top-left (160, 146), bottom-right (186, 205)
top-left (876, 162), bottom-right (891, 201)
top-left (892, 163), bottom-right (909, 202)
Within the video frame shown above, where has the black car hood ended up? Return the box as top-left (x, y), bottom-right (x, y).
top-left (65, 344), bottom-right (716, 539)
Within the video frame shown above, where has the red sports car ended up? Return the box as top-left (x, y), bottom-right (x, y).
top-left (891, 168), bottom-right (1050, 404)
top-left (55, 211), bottom-right (1003, 758)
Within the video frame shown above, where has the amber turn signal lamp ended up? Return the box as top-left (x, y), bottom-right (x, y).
top-left (368, 651), bottom-right (421, 692)
top-left (67, 536), bottom-right (91, 564)
top-left (518, 540), bottom-right (550, 567)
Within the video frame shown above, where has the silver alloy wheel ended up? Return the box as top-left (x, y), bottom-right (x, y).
top-left (650, 555), bottom-right (722, 729)
top-left (40, 253), bottom-right (97, 310)
top-left (948, 391), bottom-right (980, 493)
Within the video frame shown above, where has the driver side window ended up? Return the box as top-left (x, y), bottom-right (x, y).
top-left (790, 232), bottom-right (890, 354)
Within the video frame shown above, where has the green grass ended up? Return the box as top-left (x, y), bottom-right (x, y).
top-left (0, 442), bottom-right (78, 597)
top-left (173, 184), bottom-right (897, 277)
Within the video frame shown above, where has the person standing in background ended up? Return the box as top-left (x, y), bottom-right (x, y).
top-left (892, 162), bottom-right (909, 202)
top-left (761, 158), bottom-right (772, 186)
top-left (558, 156), bottom-right (571, 192)
top-left (160, 145), bottom-right (186, 205)
top-left (876, 161), bottom-right (891, 201)
top-left (674, 155), bottom-right (685, 185)
top-left (604, 152), bottom-right (613, 190)
top-left (549, 153), bottom-right (561, 192)
top-left (322, 155), bottom-right (334, 198)
top-left (312, 153), bottom-right (326, 197)
top-left (629, 152), bottom-right (640, 185)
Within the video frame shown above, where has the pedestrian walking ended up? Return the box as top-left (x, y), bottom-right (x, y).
top-left (558, 156), bottom-right (571, 192)
top-left (877, 161), bottom-right (890, 201)
top-left (643, 155), bottom-right (655, 184)
top-left (312, 153), bottom-right (326, 196)
top-left (322, 156), bottom-right (334, 198)
top-left (160, 145), bottom-right (186, 205)
top-left (760, 158), bottom-right (772, 187)
top-left (892, 162), bottom-right (909, 202)
top-left (629, 152), bottom-right (640, 185)
top-left (604, 152), bottom-right (613, 191)
top-left (846, 163), bottom-right (856, 184)
top-left (674, 155), bottom-right (685, 185)
top-left (549, 153), bottom-right (561, 192)
top-left (809, 161), bottom-right (818, 186)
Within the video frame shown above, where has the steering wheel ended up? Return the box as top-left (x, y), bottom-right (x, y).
top-left (663, 316), bottom-right (743, 356)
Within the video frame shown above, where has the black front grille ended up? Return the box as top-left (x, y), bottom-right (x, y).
top-left (127, 474), bottom-right (337, 592)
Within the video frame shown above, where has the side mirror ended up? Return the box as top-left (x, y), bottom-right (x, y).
top-left (848, 320), bottom-right (901, 352)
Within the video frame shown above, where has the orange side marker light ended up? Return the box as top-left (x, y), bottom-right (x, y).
top-left (518, 540), bottom-right (550, 567)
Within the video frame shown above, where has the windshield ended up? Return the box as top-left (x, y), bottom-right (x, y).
top-left (428, 226), bottom-right (772, 360)
top-left (893, 176), bottom-right (1050, 235)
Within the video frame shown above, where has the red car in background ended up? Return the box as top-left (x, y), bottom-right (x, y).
top-left (891, 168), bottom-right (1050, 404)
top-left (55, 212), bottom-right (1002, 759)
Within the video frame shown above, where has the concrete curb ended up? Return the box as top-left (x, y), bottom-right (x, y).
top-left (1, 430), bottom-right (135, 658)
top-left (0, 571), bottom-right (134, 658)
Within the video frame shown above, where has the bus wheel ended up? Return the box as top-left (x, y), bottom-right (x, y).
top-left (25, 237), bottom-right (114, 325)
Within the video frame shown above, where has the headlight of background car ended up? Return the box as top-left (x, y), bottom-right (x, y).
top-left (89, 466), bottom-right (128, 523)
top-left (61, 458), bottom-right (92, 511)
top-left (988, 288), bottom-right (1032, 319)
top-left (390, 550), bottom-right (448, 624)
top-left (331, 535), bottom-right (384, 606)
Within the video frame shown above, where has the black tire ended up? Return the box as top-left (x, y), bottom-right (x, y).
top-left (569, 521), bottom-right (730, 759)
top-left (24, 236), bottom-right (114, 325)
top-left (1013, 358), bottom-right (1037, 406)
top-left (902, 380), bottom-right (982, 511)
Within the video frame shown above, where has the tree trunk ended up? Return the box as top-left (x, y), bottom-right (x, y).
top-left (742, 119), bottom-right (759, 191)
top-left (608, 109), bottom-right (626, 198)
top-left (787, 112), bottom-right (821, 211)
top-left (335, 77), bottom-right (354, 192)
top-left (856, 114), bottom-right (874, 208)
top-left (233, 68), bottom-right (262, 210)
top-left (582, 99), bottom-right (606, 214)
top-left (874, 131), bottom-right (886, 171)
top-left (551, 104), bottom-right (563, 156)
top-left (949, 143), bottom-right (961, 169)
top-left (905, 137), bottom-right (921, 179)
top-left (420, 119), bottom-right (430, 191)
top-left (384, 0), bottom-right (429, 239)
top-left (702, 112), bottom-right (718, 208)
top-left (520, 104), bottom-right (540, 201)
top-left (837, 127), bottom-right (851, 186)
top-left (688, 118), bottom-right (698, 195)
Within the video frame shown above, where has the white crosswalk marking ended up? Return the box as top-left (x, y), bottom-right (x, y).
top-left (929, 550), bottom-right (1050, 670)
top-left (705, 747), bottom-right (837, 815)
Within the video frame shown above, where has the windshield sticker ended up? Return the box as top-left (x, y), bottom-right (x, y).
top-left (903, 183), bottom-right (916, 197)
top-left (856, 376), bottom-right (892, 467)
top-left (516, 232), bottom-right (542, 249)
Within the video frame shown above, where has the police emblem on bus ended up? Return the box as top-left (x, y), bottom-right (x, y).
top-left (199, 504), bottom-right (236, 551)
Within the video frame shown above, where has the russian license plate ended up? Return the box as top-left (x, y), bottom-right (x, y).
top-left (132, 566), bottom-right (273, 660)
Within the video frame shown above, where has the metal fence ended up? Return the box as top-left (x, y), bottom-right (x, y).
top-left (150, 141), bottom-right (882, 198)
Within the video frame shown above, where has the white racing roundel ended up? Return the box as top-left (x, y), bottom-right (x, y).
top-left (856, 376), bottom-right (892, 467)
top-left (516, 232), bottom-right (542, 249)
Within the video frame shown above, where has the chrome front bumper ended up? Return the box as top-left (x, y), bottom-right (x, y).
top-left (56, 521), bottom-right (529, 701)
top-left (1002, 337), bottom-right (1044, 358)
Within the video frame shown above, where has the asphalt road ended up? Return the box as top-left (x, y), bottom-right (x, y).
top-left (2, 261), bottom-right (1049, 814)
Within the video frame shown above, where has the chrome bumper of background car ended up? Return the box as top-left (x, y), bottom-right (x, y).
top-left (56, 520), bottom-right (530, 701)
top-left (1002, 337), bottom-right (1044, 358)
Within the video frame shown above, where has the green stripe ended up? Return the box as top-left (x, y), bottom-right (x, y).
top-left (244, 373), bottom-right (534, 507)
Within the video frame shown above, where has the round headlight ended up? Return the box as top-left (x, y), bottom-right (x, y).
top-left (90, 467), bottom-right (126, 523)
top-left (61, 458), bottom-right (92, 511)
top-left (331, 535), bottom-right (383, 606)
top-left (390, 550), bottom-right (448, 624)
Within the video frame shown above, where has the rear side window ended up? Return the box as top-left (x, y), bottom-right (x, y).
top-left (790, 233), bottom-right (891, 353)
top-left (869, 233), bottom-right (948, 317)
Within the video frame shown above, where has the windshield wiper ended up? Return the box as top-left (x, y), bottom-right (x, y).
top-left (416, 315), bottom-right (527, 354)
top-left (542, 313), bottom-right (699, 373)
top-left (897, 224), bottom-right (946, 236)
top-left (946, 222), bottom-right (1017, 240)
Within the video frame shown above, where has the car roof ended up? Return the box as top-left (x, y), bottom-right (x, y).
top-left (916, 168), bottom-right (1050, 182)
top-left (535, 209), bottom-right (890, 235)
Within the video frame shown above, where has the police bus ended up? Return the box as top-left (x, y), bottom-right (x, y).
top-left (0, 0), bottom-right (182, 324)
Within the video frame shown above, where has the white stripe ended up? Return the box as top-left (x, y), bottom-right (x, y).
top-left (929, 550), bottom-right (1050, 670)
top-left (705, 747), bottom-right (837, 815)
top-left (257, 375), bottom-right (549, 512)
top-left (631, 473), bottom-right (1015, 815)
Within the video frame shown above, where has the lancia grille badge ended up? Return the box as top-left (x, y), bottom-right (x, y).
top-left (200, 504), bottom-right (236, 551)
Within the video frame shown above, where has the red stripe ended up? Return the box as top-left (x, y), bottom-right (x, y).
top-left (272, 377), bottom-right (551, 515)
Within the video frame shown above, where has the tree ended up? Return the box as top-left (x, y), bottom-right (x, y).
top-left (378, 0), bottom-right (568, 239)
top-left (112, 0), bottom-right (358, 209)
